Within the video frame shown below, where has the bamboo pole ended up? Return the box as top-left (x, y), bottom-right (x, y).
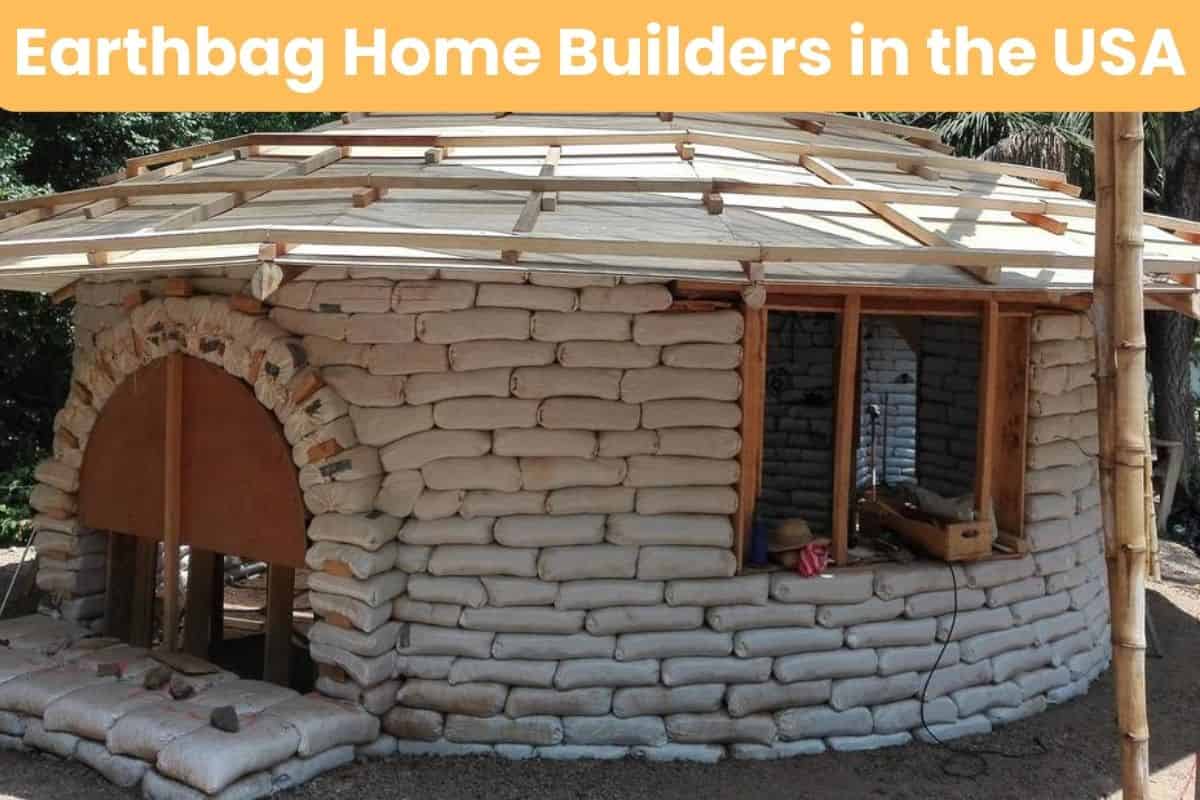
top-left (1094, 111), bottom-right (1150, 800)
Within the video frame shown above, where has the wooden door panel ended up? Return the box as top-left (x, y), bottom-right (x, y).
top-left (78, 356), bottom-right (306, 568)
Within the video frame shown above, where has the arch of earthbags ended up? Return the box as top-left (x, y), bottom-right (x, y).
top-left (30, 294), bottom-right (380, 637)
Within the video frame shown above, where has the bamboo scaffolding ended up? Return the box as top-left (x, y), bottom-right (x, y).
top-left (1094, 111), bottom-right (1150, 800)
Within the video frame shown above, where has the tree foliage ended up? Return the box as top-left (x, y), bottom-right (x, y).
top-left (0, 111), bottom-right (335, 542)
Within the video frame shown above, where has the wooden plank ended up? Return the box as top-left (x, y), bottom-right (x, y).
top-left (0, 208), bottom-right (51, 234)
top-left (831, 296), bottom-right (862, 566)
top-left (736, 305), bottom-right (767, 568)
top-left (504, 146), bottom-right (563, 264)
top-left (800, 155), bottom-right (998, 284)
top-left (82, 198), bottom-right (127, 220)
top-left (161, 352), bottom-right (184, 652)
top-left (183, 549), bottom-right (220, 659)
top-left (1012, 211), bottom-right (1068, 235)
top-left (992, 315), bottom-right (1031, 539)
top-left (263, 565), bottom-right (295, 687)
top-left (974, 299), bottom-right (1001, 524)
top-left (103, 532), bottom-right (138, 640)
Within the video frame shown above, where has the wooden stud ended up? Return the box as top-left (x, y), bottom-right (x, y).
top-left (675, 142), bottom-right (695, 161)
top-left (500, 250), bottom-right (522, 265)
top-left (703, 192), bottom-right (724, 215)
top-left (831, 295), bottom-right (862, 566)
top-left (229, 294), bottom-right (266, 316)
top-left (974, 299), bottom-right (1001, 524)
top-left (657, 112), bottom-right (675, 122)
top-left (899, 161), bottom-right (941, 182)
top-left (1012, 211), bottom-right (1069, 235)
top-left (540, 195), bottom-right (558, 212)
top-left (352, 186), bottom-right (385, 208)
top-left (736, 304), bottom-right (767, 569)
top-left (1034, 178), bottom-right (1084, 197)
top-left (425, 147), bottom-right (446, 164)
top-left (162, 277), bottom-right (193, 297)
top-left (82, 197), bottom-right (127, 220)
top-left (790, 119), bottom-right (826, 136)
top-left (801, 154), bottom-right (999, 285)
top-left (341, 112), bottom-right (364, 125)
top-left (990, 315), bottom-right (1031, 539)
top-left (263, 565), bottom-right (295, 687)
top-left (161, 352), bottom-right (184, 652)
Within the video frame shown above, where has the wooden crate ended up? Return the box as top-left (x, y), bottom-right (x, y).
top-left (862, 499), bottom-right (993, 562)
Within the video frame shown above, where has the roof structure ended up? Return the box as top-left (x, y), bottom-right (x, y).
top-left (0, 112), bottom-right (1197, 313)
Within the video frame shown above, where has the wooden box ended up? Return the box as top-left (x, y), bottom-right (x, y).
top-left (861, 499), bottom-right (993, 562)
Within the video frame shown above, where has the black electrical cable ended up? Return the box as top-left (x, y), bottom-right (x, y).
top-left (917, 562), bottom-right (1051, 778)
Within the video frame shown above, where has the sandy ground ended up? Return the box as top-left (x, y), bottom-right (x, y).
top-left (0, 544), bottom-right (1197, 800)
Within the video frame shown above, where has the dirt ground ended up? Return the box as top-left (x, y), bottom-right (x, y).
top-left (0, 544), bottom-right (1197, 800)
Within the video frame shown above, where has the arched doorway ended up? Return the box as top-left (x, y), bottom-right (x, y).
top-left (78, 353), bottom-right (307, 686)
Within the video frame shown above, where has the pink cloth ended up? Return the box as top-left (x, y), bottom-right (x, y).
top-left (794, 542), bottom-right (830, 577)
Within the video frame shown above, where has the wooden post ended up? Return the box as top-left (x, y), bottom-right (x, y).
top-left (263, 564), bottom-right (295, 686)
top-left (974, 299), bottom-right (1000, 523)
top-left (736, 305), bottom-right (767, 567)
top-left (183, 549), bottom-right (220, 659)
top-left (831, 296), bottom-right (862, 565)
top-left (1094, 111), bottom-right (1151, 800)
top-left (162, 352), bottom-right (183, 651)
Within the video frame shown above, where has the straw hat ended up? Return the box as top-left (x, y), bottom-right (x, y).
top-left (769, 517), bottom-right (813, 553)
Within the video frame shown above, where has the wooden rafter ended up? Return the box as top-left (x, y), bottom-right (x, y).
top-left (501, 145), bottom-right (562, 265)
top-left (1, 224), bottom-right (1199, 276)
top-left (119, 128), bottom-right (1070, 183)
top-left (800, 154), bottom-right (999, 284)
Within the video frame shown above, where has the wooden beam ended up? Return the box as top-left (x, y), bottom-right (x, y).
top-left (503, 146), bottom-right (562, 264)
top-left (4, 223), bottom-right (1200, 277)
top-left (263, 565), bottom-right (295, 686)
top-left (992, 315), bottom-right (1031, 539)
top-left (1012, 211), bottom-right (1068, 235)
top-left (831, 295), bottom-right (862, 566)
top-left (782, 113), bottom-right (944, 144)
top-left (0, 208), bottom-right (52, 234)
top-left (702, 192), bottom-right (724, 215)
top-left (676, 142), bottom-right (695, 161)
top-left (801, 154), bottom-right (998, 284)
top-left (82, 197), bottom-right (127, 220)
top-left (352, 186), bottom-right (385, 208)
top-left (974, 299), bottom-right (1001, 522)
top-left (736, 305), bottom-right (767, 569)
top-left (425, 147), bottom-right (446, 164)
top-left (161, 352), bottom-right (184, 652)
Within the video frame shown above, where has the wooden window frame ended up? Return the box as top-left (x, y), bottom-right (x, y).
top-left (735, 294), bottom-right (1032, 569)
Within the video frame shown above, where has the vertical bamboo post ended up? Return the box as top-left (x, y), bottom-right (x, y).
top-left (162, 352), bottom-right (183, 651)
top-left (1095, 111), bottom-right (1150, 800)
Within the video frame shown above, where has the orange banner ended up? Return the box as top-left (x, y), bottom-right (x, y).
top-left (2, 0), bottom-right (1197, 111)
